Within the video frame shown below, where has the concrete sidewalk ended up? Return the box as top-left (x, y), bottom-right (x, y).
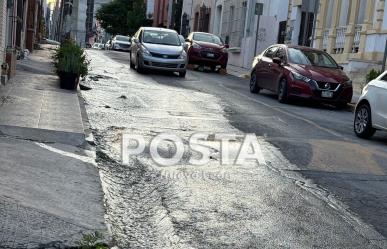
top-left (0, 45), bottom-right (108, 248)
top-left (0, 45), bottom-right (84, 146)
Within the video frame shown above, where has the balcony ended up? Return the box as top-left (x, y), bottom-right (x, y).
top-left (334, 26), bottom-right (346, 54)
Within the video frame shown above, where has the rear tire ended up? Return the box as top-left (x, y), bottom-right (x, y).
top-left (278, 78), bottom-right (288, 103)
top-left (136, 55), bottom-right (145, 74)
top-left (354, 104), bottom-right (376, 138)
top-left (179, 71), bottom-right (186, 78)
top-left (129, 53), bottom-right (135, 69)
top-left (250, 71), bottom-right (261, 94)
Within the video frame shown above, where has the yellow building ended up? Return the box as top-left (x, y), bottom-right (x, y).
top-left (313, 0), bottom-right (386, 82)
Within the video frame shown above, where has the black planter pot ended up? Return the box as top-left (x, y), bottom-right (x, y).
top-left (59, 72), bottom-right (79, 90)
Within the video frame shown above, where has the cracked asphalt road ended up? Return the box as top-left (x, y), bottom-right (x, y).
top-left (82, 50), bottom-right (387, 248)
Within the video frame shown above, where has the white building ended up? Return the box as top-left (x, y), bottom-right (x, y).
top-left (62, 0), bottom-right (87, 46)
top-left (212, 0), bottom-right (289, 69)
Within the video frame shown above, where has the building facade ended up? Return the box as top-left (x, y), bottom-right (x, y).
top-left (214, 0), bottom-right (288, 69)
top-left (0, 0), bottom-right (42, 84)
top-left (181, 0), bottom-right (216, 37)
top-left (286, 0), bottom-right (319, 47)
top-left (0, 0), bottom-right (7, 76)
top-left (153, 0), bottom-right (172, 27)
top-left (312, 0), bottom-right (386, 79)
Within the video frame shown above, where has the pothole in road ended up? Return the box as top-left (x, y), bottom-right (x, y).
top-left (93, 132), bottom-right (190, 248)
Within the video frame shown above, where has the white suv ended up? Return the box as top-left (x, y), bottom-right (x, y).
top-left (354, 70), bottom-right (387, 138)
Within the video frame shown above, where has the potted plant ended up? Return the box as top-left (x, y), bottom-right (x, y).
top-left (54, 40), bottom-right (89, 90)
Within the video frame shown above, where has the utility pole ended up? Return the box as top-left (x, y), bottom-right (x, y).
top-left (254, 3), bottom-right (263, 56)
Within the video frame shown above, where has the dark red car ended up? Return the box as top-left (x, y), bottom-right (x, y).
top-left (186, 32), bottom-right (228, 70)
top-left (250, 44), bottom-right (353, 108)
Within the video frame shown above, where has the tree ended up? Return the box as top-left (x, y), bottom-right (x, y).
top-left (127, 0), bottom-right (148, 34)
top-left (96, 0), bottom-right (150, 36)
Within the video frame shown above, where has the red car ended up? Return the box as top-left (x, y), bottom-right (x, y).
top-left (250, 44), bottom-right (353, 108)
top-left (186, 32), bottom-right (228, 71)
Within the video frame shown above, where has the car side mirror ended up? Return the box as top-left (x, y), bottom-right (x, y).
top-left (185, 38), bottom-right (192, 43)
top-left (272, 57), bottom-right (282, 65)
top-left (224, 44), bottom-right (229, 49)
top-left (338, 66), bottom-right (344, 70)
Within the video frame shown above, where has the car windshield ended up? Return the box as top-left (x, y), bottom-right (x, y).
top-left (193, 33), bottom-right (222, 45)
top-left (288, 48), bottom-right (338, 68)
top-left (115, 35), bottom-right (130, 42)
top-left (143, 30), bottom-right (181, 46)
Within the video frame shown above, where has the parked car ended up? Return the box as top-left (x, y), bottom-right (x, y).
top-left (130, 27), bottom-right (187, 77)
top-left (354, 71), bottom-right (387, 138)
top-left (186, 32), bottom-right (228, 71)
top-left (179, 35), bottom-right (188, 52)
top-left (249, 44), bottom-right (353, 108)
top-left (92, 43), bottom-right (102, 49)
top-left (111, 35), bottom-right (131, 52)
top-left (105, 40), bottom-right (112, 50)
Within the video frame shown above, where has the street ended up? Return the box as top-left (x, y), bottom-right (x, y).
top-left (82, 50), bottom-right (387, 248)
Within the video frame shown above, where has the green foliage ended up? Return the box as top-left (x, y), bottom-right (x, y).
top-left (127, 0), bottom-right (147, 34)
top-left (54, 40), bottom-right (89, 77)
top-left (366, 69), bottom-right (382, 83)
top-left (96, 0), bottom-right (150, 36)
top-left (171, 0), bottom-right (183, 32)
top-left (75, 231), bottom-right (107, 249)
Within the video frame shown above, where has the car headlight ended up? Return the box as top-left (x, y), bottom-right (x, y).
top-left (291, 71), bottom-right (313, 83)
top-left (193, 43), bottom-right (201, 49)
top-left (179, 51), bottom-right (187, 59)
top-left (343, 79), bottom-right (352, 86)
top-left (141, 45), bottom-right (151, 56)
top-left (252, 57), bottom-right (259, 68)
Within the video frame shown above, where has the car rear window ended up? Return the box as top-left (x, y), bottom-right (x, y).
top-left (116, 35), bottom-right (130, 42)
top-left (288, 48), bottom-right (338, 68)
top-left (193, 33), bottom-right (223, 45)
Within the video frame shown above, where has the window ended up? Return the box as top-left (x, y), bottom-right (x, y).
top-left (264, 46), bottom-right (278, 58)
top-left (275, 47), bottom-right (287, 62)
top-left (193, 33), bottom-right (223, 45)
top-left (115, 35), bottom-right (130, 42)
top-left (143, 30), bottom-right (181, 46)
top-left (288, 48), bottom-right (338, 68)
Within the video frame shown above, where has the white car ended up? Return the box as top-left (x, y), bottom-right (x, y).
top-left (111, 35), bottom-right (131, 52)
top-left (354, 70), bottom-right (387, 138)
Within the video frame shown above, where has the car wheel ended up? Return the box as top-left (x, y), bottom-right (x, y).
top-left (179, 71), bottom-right (186, 78)
top-left (136, 55), bottom-right (145, 74)
top-left (129, 53), bottom-right (135, 69)
top-left (278, 78), bottom-right (288, 103)
top-left (249, 71), bottom-right (261, 94)
top-left (354, 103), bottom-right (376, 138)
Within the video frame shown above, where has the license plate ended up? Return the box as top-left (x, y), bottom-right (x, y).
top-left (207, 53), bottom-right (215, 58)
top-left (321, 91), bottom-right (333, 98)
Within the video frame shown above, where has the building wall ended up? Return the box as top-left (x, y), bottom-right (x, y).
top-left (181, 0), bottom-right (216, 36)
top-left (153, 0), bottom-right (170, 27)
top-left (0, 0), bottom-right (6, 67)
top-left (213, 0), bottom-right (289, 69)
